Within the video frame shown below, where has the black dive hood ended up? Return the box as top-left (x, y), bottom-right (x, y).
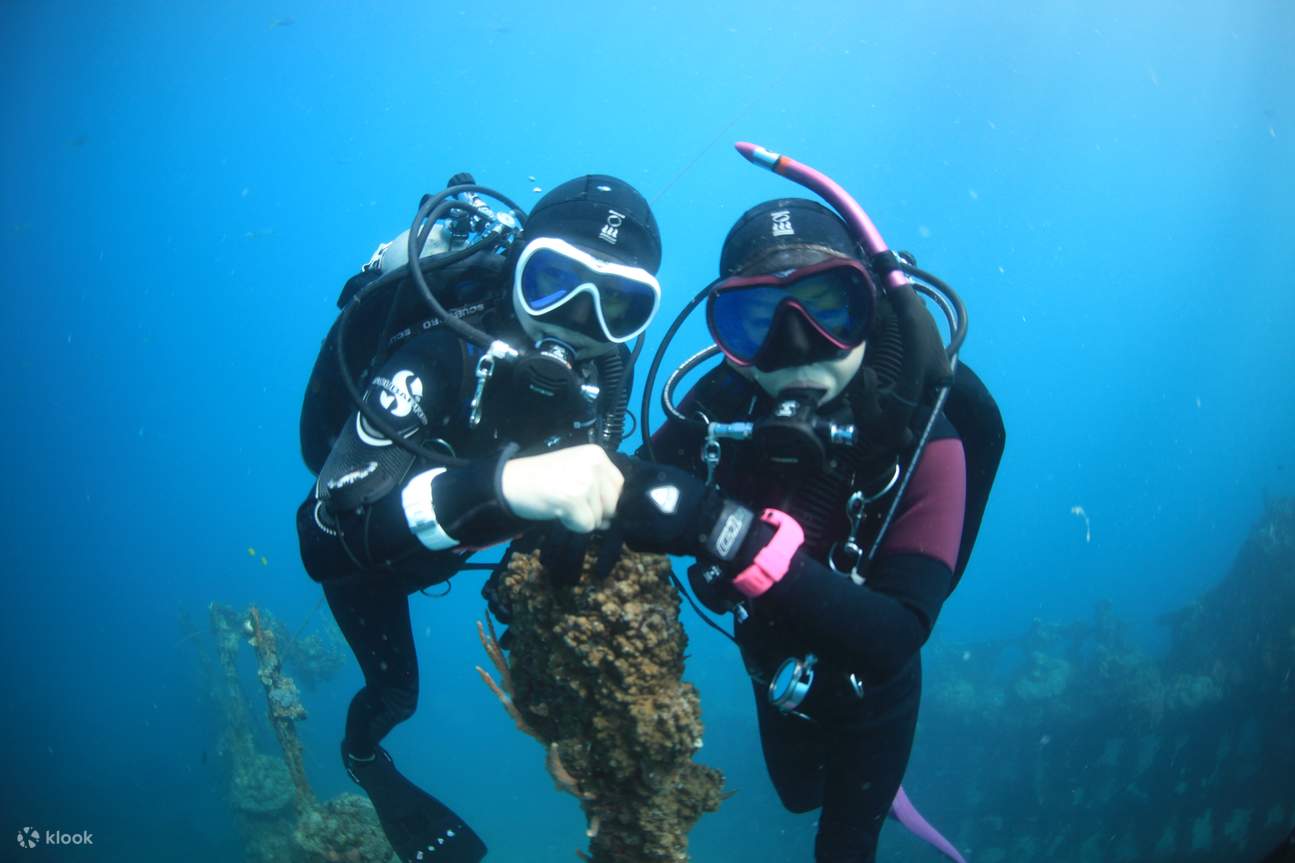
top-left (640, 143), bottom-right (967, 477)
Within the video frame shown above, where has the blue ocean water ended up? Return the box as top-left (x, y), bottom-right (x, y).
top-left (1, 1), bottom-right (1292, 861)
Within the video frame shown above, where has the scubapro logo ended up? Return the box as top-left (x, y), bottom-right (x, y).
top-left (16, 827), bottom-right (39, 849)
top-left (378, 370), bottom-right (423, 418)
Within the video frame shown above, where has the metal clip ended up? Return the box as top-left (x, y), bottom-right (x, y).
top-left (467, 341), bottom-right (517, 428)
top-left (702, 434), bottom-right (721, 486)
top-left (827, 465), bottom-right (903, 583)
top-left (468, 354), bottom-right (495, 428)
top-left (829, 490), bottom-right (868, 583)
top-left (701, 421), bottom-right (753, 487)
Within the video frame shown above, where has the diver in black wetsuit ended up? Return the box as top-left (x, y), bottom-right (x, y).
top-left (295, 175), bottom-right (663, 863)
top-left (609, 150), bottom-right (1004, 863)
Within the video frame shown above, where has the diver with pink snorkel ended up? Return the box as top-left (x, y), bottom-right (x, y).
top-left (611, 143), bottom-right (1005, 861)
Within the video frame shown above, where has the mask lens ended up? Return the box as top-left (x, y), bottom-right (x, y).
top-left (708, 285), bottom-right (787, 364)
top-left (598, 277), bottom-right (657, 340)
top-left (520, 248), bottom-right (583, 310)
top-left (785, 270), bottom-right (857, 339)
top-left (707, 261), bottom-right (873, 365)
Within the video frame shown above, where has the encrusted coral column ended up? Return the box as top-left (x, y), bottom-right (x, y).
top-left (492, 547), bottom-right (727, 863)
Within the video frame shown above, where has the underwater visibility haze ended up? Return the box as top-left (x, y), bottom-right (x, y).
top-left (1, 1), bottom-right (1293, 861)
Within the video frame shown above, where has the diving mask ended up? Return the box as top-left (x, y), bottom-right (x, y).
top-left (706, 257), bottom-right (876, 371)
top-left (515, 236), bottom-right (661, 344)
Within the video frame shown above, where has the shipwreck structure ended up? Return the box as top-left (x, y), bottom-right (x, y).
top-left (202, 603), bottom-right (392, 863)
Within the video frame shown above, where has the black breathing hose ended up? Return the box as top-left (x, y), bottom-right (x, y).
top-left (639, 282), bottom-right (714, 458)
top-left (404, 185), bottom-right (525, 349)
top-left (595, 350), bottom-right (628, 448)
top-left (331, 184), bottom-right (525, 467)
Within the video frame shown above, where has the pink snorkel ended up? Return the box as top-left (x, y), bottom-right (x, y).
top-left (735, 141), bottom-right (968, 863)
top-left (735, 142), bottom-right (910, 293)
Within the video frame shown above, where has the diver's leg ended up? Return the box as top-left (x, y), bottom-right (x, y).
top-left (324, 577), bottom-right (486, 863)
top-left (324, 576), bottom-right (419, 757)
top-left (813, 664), bottom-right (921, 863)
top-left (751, 679), bottom-right (828, 813)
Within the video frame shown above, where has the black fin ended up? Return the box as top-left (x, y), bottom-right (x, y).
top-left (348, 749), bottom-right (486, 863)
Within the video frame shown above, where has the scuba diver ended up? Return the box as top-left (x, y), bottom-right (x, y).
top-left (295, 173), bottom-right (662, 862)
top-left (610, 144), bottom-right (1005, 862)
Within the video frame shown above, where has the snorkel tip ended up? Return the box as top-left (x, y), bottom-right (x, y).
top-left (735, 141), bottom-right (783, 172)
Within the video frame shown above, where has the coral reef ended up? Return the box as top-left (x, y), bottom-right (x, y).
top-left (231, 752), bottom-right (296, 815)
top-left (481, 546), bottom-right (727, 862)
top-left (914, 497), bottom-right (1295, 862)
top-left (293, 795), bottom-right (391, 863)
top-left (1013, 651), bottom-right (1071, 702)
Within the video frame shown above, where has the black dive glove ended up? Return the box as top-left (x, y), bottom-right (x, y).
top-left (615, 458), bottom-right (808, 614)
top-left (612, 457), bottom-right (762, 563)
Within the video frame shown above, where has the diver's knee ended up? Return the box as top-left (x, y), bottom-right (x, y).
top-left (781, 796), bottom-right (821, 815)
top-left (382, 684), bottom-right (419, 723)
top-left (772, 782), bottom-right (822, 814)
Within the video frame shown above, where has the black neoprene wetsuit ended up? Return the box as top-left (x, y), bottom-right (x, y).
top-left (296, 322), bottom-right (584, 758)
top-left (648, 362), bottom-right (979, 863)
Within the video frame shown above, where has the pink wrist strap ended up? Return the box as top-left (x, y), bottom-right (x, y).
top-left (732, 508), bottom-right (805, 599)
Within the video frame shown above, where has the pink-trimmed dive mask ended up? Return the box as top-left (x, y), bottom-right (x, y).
top-left (705, 258), bottom-right (876, 371)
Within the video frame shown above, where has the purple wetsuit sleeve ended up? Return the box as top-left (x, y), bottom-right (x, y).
top-left (758, 436), bottom-right (967, 680)
top-left (879, 438), bottom-right (966, 571)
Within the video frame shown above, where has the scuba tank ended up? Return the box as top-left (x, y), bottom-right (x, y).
top-left (942, 361), bottom-right (1003, 590)
top-left (299, 176), bottom-right (523, 474)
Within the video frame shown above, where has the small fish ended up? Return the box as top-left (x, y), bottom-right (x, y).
top-left (1070, 505), bottom-right (1092, 543)
top-left (270, 17), bottom-right (295, 29)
